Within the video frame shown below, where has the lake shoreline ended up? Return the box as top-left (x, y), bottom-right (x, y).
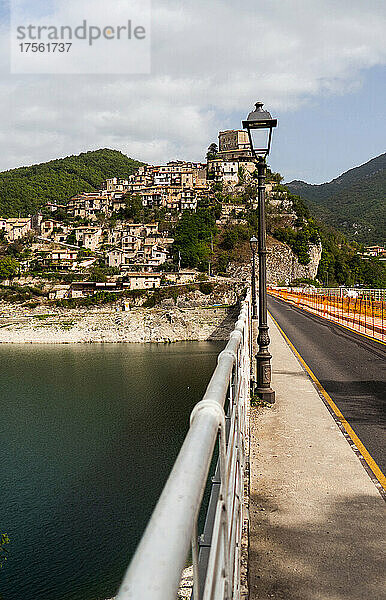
top-left (0, 303), bottom-right (237, 344)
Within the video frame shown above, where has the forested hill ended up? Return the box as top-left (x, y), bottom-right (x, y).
top-left (286, 153), bottom-right (386, 244)
top-left (0, 149), bottom-right (143, 217)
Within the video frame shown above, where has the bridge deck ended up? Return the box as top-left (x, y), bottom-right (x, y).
top-left (249, 314), bottom-right (385, 600)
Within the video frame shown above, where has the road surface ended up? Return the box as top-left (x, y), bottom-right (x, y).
top-left (268, 294), bottom-right (386, 475)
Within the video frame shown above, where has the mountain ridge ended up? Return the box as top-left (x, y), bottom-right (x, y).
top-left (0, 149), bottom-right (144, 218)
top-left (286, 153), bottom-right (386, 244)
top-left (288, 152), bottom-right (386, 189)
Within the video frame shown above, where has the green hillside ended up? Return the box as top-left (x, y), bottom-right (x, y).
top-left (287, 153), bottom-right (386, 244)
top-left (0, 149), bottom-right (143, 217)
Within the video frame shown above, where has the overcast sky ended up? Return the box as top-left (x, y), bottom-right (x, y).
top-left (0, 0), bottom-right (385, 183)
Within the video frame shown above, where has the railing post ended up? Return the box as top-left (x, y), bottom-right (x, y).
top-left (371, 300), bottom-right (374, 334)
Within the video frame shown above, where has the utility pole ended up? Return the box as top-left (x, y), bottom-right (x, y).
top-left (208, 233), bottom-right (213, 276)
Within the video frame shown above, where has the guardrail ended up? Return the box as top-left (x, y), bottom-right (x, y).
top-left (269, 287), bottom-right (385, 342)
top-left (277, 287), bottom-right (386, 301)
top-left (325, 287), bottom-right (386, 301)
top-left (116, 294), bottom-right (251, 600)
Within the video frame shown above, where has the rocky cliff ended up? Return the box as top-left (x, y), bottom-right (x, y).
top-left (267, 237), bottom-right (322, 284)
top-left (228, 236), bottom-right (322, 285)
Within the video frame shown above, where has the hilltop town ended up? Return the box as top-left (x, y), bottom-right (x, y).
top-left (1, 128), bottom-right (384, 321)
top-left (0, 129), bottom-right (297, 303)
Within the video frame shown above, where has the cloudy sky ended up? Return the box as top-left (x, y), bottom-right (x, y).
top-left (1, 0), bottom-right (385, 183)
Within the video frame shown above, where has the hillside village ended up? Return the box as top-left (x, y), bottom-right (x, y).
top-left (0, 129), bottom-right (296, 300)
top-left (1, 130), bottom-right (384, 307)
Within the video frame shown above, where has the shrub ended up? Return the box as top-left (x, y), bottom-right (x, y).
top-left (198, 281), bottom-right (214, 295)
top-left (0, 256), bottom-right (19, 280)
top-left (0, 284), bottom-right (47, 303)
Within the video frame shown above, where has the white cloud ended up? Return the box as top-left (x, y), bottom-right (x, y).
top-left (0, 0), bottom-right (385, 171)
top-left (10, 0), bottom-right (151, 74)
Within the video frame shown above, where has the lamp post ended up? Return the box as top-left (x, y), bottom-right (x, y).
top-left (243, 101), bottom-right (277, 403)
top-left (250, 236), bottom-right (258, 319)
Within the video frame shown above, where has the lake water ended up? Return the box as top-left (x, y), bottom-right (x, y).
top-left (0, 341), bottom-right (224, 600)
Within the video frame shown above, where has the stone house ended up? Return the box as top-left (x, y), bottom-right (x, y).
top-left (135, 245), bottom-right (168, 267)
top-left (38, 248), bottom-right (78, 268)
top-left (74, 227), bottom-right (103, 250)
top-left (121, 235), bottom-right (142, 255)
top-left (1, 217), bottom-right (33, 241)
top-left (122, 272), bottom-right (162, 290)
top-left (180, 188), bottom-right (198, 211)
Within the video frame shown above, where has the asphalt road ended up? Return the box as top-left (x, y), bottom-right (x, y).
top-left (268, 294), bottom-right (386, 474)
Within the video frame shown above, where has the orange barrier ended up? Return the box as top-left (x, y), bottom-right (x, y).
top-left (268, 288), bottom-right (385, 342)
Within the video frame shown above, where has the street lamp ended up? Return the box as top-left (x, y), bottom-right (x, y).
top-left (243, 101), bottom-right (277, 403)
top-left (249, 236), bottom-right (258, 319)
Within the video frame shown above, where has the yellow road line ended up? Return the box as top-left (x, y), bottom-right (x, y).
top-left (269, 312), bottom-right (386, 492)
top-left (268, 293), bottom-right (386, 346)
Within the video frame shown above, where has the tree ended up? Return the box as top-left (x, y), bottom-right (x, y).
top-left (0, 149), bottom-right (143, 218)
top-left (173, 208), bottom-right (217, 270)
top-left (89, 266), bottom-right (108, 282)
top-left (0, 533), bottom-right (10, 569)
top-left (6, 240), bottom-right (24, 258)
top-left (206, 143), bottom-right (218, 161)
top-left (266, 166), bottom-right (284, 183)
top-left (241, 182), bottom-right (258, 206)
top-left (54, 207), bottom-right (72, 224)
top-left (0, 256), bottom-right (19, 280)
top-left (121, 194), bottom-right (143, 220)
top-left (66, 231), bottom-right (77, 245)
top-left (237, 166), bottom-right (246, 185)
top-left (361, 258), bottom-right (386, 288)
top-left (220, 224), bottom-right (250, 251)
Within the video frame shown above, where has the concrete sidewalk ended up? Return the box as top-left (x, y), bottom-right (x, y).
top-left (249, 316), bottom-right (385, 600)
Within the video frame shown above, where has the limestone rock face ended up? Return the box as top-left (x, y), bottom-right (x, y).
top-left (267, 238), bottom-right (322, 284)
top-left (0, 303), bottom-right (238, 344)
top-left (228, 237), bottom-right (322, 286)
top-left (0, 283), bottom-right (245, 344)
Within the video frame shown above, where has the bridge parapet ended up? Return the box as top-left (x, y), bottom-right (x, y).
top-left (116, 294), bottom-right (251, 600)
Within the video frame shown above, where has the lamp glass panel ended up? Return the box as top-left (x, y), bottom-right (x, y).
top-left (249, 128), bottom-right (270, 154)
top-left (250, 237), bottom-right (258, 252)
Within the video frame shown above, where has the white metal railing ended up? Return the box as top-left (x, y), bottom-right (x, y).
top-left (314, 287), bottom-right (386, 300)
top-left (116, 294), bottom-right (251, 600)
top-left (272, 286), bottom-right (386, 301)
